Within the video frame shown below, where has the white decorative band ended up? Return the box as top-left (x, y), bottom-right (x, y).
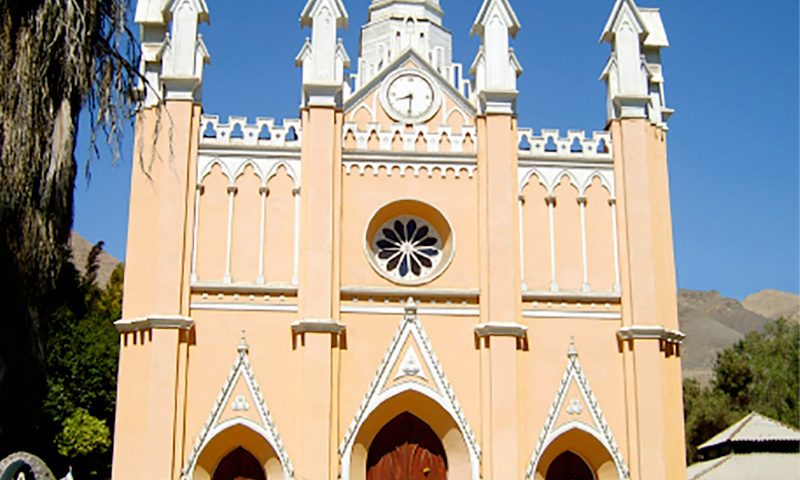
top-left (522, 310), bottom-right (622, 320)
top-left (340, 285), bottom-right (480, 299)
top-left (340, 305), bottom-right (479, 317)
top-left (115, 315), bottom-right (194, 333)
top-left (291, 320), bottom-right (346, 334)
top-left (522, 290), bottom-right (621, 303)
top-left (190, 303), bottom-right (298, 313)
top-left (616, 325), bottom-right (685, 344)
top-left (474, 323), bottom-right (528, 338)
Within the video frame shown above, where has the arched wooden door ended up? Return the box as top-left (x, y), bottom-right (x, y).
top-left (367, 412), bottom-right (448, 480)
top-left (212, 447), bottom-right (266, 480)
top-left (546, 451), bottom-right (595, 480)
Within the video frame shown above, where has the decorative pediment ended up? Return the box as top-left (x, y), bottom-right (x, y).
top-left (525, 339), bottom-right (629, 480)
top-left (339, 298), bottom-right (481, 479)
top-left (181, 334), bottom-right (294, 480)
top-left (344, 48), bottom-right (476, 121)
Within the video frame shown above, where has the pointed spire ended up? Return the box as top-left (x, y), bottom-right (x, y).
top-left (470, 0), bottom-right (522, 114)
top-left (159, 0), bottom-right (211, 101)
top-left (297, 0), bottom-right (350, 107)
top-left (600, 0), bottom-right (672, 126)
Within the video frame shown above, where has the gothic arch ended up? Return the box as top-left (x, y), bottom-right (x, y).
top-left (532, 424), bottom-right (619, 480)
top-left (190, 421), bottom-right (285, 480)
top-left (345, 389), bottom-right (473, 480)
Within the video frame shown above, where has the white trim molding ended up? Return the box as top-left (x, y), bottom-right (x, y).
top-left (181, 334), bottom-right (294, 480)
top-left (525, 339), bottom-right (629, 479)
top-left (474, 322), bottom-right (528, 338)
top-left (115, 315), bottom-right (194, 333)
top-left (339, 299), bottom-right (481, 479)
top-left (616, 325), bottom-right (685, 344)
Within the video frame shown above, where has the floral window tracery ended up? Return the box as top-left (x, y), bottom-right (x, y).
top-left (374, 217), bottom-right (442, 281)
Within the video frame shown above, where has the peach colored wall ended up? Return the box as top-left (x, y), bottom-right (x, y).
top-left (340, 171), bottom-right (479, 289)
top-left (553, 177), bottom-right (583, 291)
top-left (230, 166), bottom-right (261, 283)
top-left (196, 165), bottom-right (228, 282)
top-left (116, 63), bottom-right (685, 480)
top-left (264, 167), bottom-right (296, 284)
top-left (585, 177), bottom-right (615, 292)
top-left (521, 176), bottom-right (551, 290)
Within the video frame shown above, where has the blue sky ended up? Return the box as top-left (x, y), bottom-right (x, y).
top-left (73, 0), bottom-right (799, 300)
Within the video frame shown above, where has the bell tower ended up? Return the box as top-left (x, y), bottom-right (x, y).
top-left (358, 0), bottom-right (453, 84)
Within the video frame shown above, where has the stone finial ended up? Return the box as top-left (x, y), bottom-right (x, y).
top-left (470, 0), bottom-right (522, 114)
top-left (238, 330), bottom-right (249, 354)
top-left (158, 0), bottom-right (211, 102)
top-left (297, 0), bottom-right (350, 107)
top-left (568, 336), bottom-right (578, 358)
top-left (600, 0), bottom-right (647, 110)
top-left (403, 297), bottom-right (418, 321)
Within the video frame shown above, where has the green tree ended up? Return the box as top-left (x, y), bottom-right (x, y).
top-left (0, 0), bottom-right (138, 455)
top-left (43, 243), bottom-right (122, 478)
top-left (684, 318), bottom-right (800, 462)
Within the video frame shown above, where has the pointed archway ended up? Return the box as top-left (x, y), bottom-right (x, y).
top-left (546, 451), bottom-right (594, 480)
top-left (212, 447), bottom-right (267, 480)
top-left (340, 299), bottom-right (480, 479)
top-left (367, 412), bottom-right (448, 480)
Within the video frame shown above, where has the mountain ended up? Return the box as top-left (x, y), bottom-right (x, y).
top-left (743, 289), bottom-right (800, 323)
top-left (68, 231), bottom-right (122, 287)
top-left (678, 289), bottom-right (800, 383)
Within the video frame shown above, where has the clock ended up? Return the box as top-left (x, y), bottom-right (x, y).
top-left (381, 70), bottom-right (440, 123)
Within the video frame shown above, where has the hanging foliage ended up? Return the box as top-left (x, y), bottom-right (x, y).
top-left (0, 0), bottom-right (139, 455)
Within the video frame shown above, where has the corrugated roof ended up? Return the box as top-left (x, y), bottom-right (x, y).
top-left (699, 412), bottom-right (800, 450)
top-left (687, 453), bottom-right (800, 479)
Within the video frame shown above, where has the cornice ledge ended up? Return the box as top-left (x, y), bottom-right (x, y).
top-left (475, 322), bottom-right (528, 338)
top-left (115, 315), bottom-right (194, 333)
top-left (616, 325), bottom-right (685, 344)
top-left (291, 319), bottom-right (346, 335)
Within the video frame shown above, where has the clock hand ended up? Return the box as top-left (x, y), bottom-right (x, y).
top-left (407, 93), bottom-right (414, 114)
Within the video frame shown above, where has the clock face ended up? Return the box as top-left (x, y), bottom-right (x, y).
top-left (383, 72), bottom-right (439, 123)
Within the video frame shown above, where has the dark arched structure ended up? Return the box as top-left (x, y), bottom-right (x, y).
top-left (546, 450), bottom-right (595, 480)
top-left (367, 412), bottom-right (448, 480)
top-left (212, 447), bottom-right (266, 480)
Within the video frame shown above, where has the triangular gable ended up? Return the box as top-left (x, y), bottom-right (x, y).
top-left (600, 0), bottom-right (648, 43)
top-left (181, 334), bottom-right (294, 480)
top-left (344, 48), bottom-right (476, 120)
top-left (525, 339), bottom-right (629, 480)
top-left (339, 298), bottom-right (481, 479)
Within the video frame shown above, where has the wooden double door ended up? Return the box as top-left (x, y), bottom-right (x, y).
top-left (366, 412), bottom-right (448, 480)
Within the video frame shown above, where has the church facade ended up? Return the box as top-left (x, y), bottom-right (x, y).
top-left (112, 0), bottom-right (686, 479)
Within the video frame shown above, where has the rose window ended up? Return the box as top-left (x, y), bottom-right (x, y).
top-left (374, 217), bottom-right (442, 281)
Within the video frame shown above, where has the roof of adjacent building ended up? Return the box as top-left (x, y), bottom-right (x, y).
top-left (687, 453), bottom-right (800, 480)
top-left (698, 412), bottom-right (800, 450)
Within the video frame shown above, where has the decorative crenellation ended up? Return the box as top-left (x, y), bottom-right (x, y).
top-left (199, 115), bottom-right (302, 149)
top-left (343, 123), bottom-right (477, 154)
top-left (343, 159), bottom-right (476, 180)
top-left (517, 128), bottom-right (613, 160)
